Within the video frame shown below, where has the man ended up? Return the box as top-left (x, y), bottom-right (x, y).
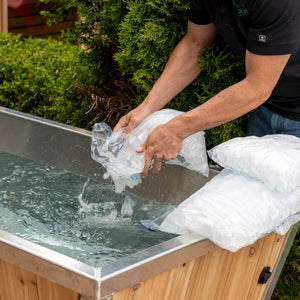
top-left (114, 0), bottom-right (300, 178)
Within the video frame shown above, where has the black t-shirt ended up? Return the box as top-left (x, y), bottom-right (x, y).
top-left (189, 0), bottom-right (300, 120)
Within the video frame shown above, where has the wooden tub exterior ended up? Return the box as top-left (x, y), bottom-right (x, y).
top-left (0, 106), bottom-right (298, 300)
top-left (0, 228), bottom-right (298, 300)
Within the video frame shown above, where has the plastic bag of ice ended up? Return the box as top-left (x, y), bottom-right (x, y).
top-left (91, 109), bottom-right (209, 193)
top-left (160, 169), bottom-right (300, 252)
top-left (208, 134), bottom-right (300, 193)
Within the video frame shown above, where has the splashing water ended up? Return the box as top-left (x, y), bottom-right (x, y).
top-left (0, 151), bottom-right (176, 267)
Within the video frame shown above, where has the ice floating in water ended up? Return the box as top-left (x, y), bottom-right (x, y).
top-left (121, 196), bottom-right (135, 217)
top-left (0, 151), bottom-right (176, 267)
top-left (103, 170), bottom-right (142, 194)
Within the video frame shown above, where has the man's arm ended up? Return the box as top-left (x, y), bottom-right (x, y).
top-left (170, 50), bottom-right (291, 137)
top-left (138, 50), bottom-right (291, 177)
top-left (114, 21), bottom-right (217, 135)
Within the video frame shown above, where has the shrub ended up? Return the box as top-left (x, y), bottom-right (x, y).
top-left (39, 0), bottom-right (137, 126)
top-left (0, 33), bottom-right (136, 128)
top-left (114, 0), bottom-right (190, 101)
top-left (40, 0), bottom-right (128, 81)
top-left (0, 33), bottom-right (99, 128)
top-left (195, 44), bottom-right (247, 149)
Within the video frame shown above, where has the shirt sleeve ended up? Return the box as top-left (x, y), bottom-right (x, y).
top-left (247, 0), bottom-right (300, 55)
top-left (188, 0), bottom-right (211, 25)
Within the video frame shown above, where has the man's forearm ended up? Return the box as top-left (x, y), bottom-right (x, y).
top-left (137, 77), bottom-right (269, 178)
top-left (167, 77), bottom-right (271, 139)
top-left (142, 22), bottom-right (217, 113)
top-left (142, 37), bottom-right (201, 111)
top-left (167, 51), bottom-right (291, 139)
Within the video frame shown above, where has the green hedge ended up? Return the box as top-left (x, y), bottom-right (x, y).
top-left (40, 0), bottom-right (128, 81)
top-left (114, 0), bottom-right (189, 99)
top-left (0, 33), bottom-right (100, 128)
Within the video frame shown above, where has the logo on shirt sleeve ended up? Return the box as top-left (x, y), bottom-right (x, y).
top-left (232, 0), bottom-right (249, 16)
top-left (258, 34), bottom-right (267, 43)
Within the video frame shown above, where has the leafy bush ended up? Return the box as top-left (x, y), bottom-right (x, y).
top-left (114, 0), bottom-right (190, 101)
top-left (0, 33), bottom-right (99, 128)
top-left (40, 0), bottom-right (128, 81)
top-left (195, 44), bottom-right (247, 149)
top-left (39, 0), bottom-right (137, 126)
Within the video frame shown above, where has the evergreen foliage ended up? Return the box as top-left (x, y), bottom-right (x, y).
top-left (0, 33), bottom-right (98, 128)
top-left (40, 0), bottom-right (128, 80)
top-left (114, 0), bottom-right (189, 101)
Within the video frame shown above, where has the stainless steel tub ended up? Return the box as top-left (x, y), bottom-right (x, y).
top-left (0, 106), bottom-right (297, 300)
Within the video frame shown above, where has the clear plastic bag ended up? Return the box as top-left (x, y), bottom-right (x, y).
top-left (160, 169), bottom-right (300, 252)
top-left (91, 123), bottom-right (125, 170)
top-left (138, 205), bottom-right (176, 232)
top-left (91, 109), bottom-right (209, 193)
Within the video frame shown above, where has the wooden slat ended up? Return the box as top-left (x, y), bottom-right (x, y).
top-left (189, 247), bottom-right (235, 299)
top-left (7, 0), bottom-right (76, 38)
top-left (8, 2), bottom-right (59, 17)
top-left (9, 20), bottom-right (73, 37)
top-left (0, 0), bottom-right (8, 33)
top-left (36, 276), bottom-right (80, 300)
top-left (0, 260), bottom-right (80, 300)
top-left (113, 231), bottom-right (288, 300)
top-left (0, 260), bottom-right (39, 300)
top-left (8, 10), bottom-right (74, 29)
top-left (215, 238), bottom-right (265, 299)
top-left (247, 233), bottom-right (286, 299)
top-left (9, 14), bottom-right (49, 29)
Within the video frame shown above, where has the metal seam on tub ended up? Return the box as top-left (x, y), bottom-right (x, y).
top-left (0, 230), bottom-right (96, 279)
top-left (94, 267), bottom-right (102, 300)
top-left (0, 106), bottom-right (91, 137)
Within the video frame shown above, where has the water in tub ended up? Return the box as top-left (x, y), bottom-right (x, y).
top-left (0, 151), bottom-right (176, 267)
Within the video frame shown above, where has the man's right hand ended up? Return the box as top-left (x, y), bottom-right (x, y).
top-left (113, 103), bottom-right (154, 138)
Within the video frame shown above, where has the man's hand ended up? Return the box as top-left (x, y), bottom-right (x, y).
top-left (114, 103), bottom-right (153, 138)
top-left (136, 123), bottom-right (183, 178)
